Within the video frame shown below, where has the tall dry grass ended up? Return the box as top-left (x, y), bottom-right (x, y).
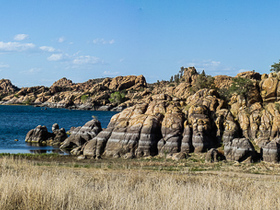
top-left (0, 156), bottom-right (279, 209)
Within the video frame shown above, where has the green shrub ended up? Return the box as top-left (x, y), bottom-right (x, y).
top-left (275, 103), bottom-right (280, 113)
top-left (218, 77), bottom-right (254, 103)
top-left (80, 94), bottom-right (89, 103)
top-left (109, 91), bottom-right (126, 105)
top-left (190, 72), bottom-right (216, 93)
top-left (228, 77), bottom-right (254, 98)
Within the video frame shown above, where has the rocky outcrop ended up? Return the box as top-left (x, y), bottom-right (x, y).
top-left (180, 123), bottom-right (193, 153)
top-left (236, 71), bottom-right (261, 80)
top-left (83, 102), bottom-right (162, 158)
top-left (102, 75), bottom-right (147, 91)
top-left (50, 77), bottom-right (74, 90)
top-left (25, 123), bottom-right (67, 146)
top-left (158, 105), bottom-right (184, 155)
top-left (188, 105), bottom-right (215, 152)
top-left (50, 123), bottom-right (68, 146)
top-left (0, 79), bottom-right (19, 94)
top-left (213, 75), bottom-right (232, 89)
top-left (81, 87), bottom-right (225, 159)
top-left (224, 138), bottom-right (256, 162)
top-left (25, 125), bottom-right (52, 144)
top-left (0, 75), bottom-right (148, 110)
top-left (182, 67), bottom-right (198, 85)
top-left (262, 138), bottom-right (280, 163)
top-left (60, 118), bottom-right (102, 149)
top-left (260, 73), bottom-right (278, 102)
top-left (13, 67), bottom-right (280, 163)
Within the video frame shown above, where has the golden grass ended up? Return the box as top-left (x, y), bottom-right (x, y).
top-left (0, 156), bottom-right (280, 209)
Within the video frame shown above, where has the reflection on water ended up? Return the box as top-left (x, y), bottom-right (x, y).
top-left (29, 149), bottom-right (69, 155)
top-left (27, 142), bottom-right (70, 155)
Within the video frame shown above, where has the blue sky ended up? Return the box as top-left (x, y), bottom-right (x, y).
top-left (0, 0), bottom-right (280, 87)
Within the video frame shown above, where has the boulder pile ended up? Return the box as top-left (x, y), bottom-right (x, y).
top-left (20, 67), bottom-right (280, 163)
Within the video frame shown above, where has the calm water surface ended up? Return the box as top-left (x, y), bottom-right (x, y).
top-left (0, 105), bottom-right (118, 154)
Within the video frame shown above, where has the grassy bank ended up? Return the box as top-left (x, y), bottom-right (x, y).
top-left (0, 154), bottom-right (280, 209)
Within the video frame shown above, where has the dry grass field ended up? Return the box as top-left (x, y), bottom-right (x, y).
top-left (0, 154), bottom-right (280, 209)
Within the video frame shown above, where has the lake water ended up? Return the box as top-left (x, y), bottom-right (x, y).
top-left (0, 105), bottom-right (118, 154)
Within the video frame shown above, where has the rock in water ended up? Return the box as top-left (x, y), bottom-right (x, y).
top-left (60, 118), bottom-right (102, 149)
top-left (51, 124), bottom-right (68, 146)
top-left (25, 125), bottom-right (53, 144)
top-left (25, 123), bottom-right (68, 146)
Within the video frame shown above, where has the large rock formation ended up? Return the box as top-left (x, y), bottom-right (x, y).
top-left (13, 67), bottom-right (280, 163)
top-left (60, 118), bottom-right (102, 150)
top-left (0, 75), bottom-right (148, 110)
top-left (83, 102), bottom-right (163, 158)
top-left (80, 87), bottom-right (224, 159)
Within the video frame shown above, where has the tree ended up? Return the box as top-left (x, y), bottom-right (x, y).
top-left (174, 74), bottom-right (180, 83)
top-left (169, 76), bottom-right (174, 82)
top-left (201, 70), bottom-right (206, 76)
top-left (179, 67), bottom-right (184, 79)
top-left (271, 60), bottom-right (280, 72)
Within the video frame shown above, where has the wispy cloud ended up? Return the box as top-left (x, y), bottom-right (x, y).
top-left (0, 63), bottom-right (10, 72)
top-left (103, 71), bottom-right (120, 76)
top-left (21, 68), bottom-right (41, 74)
top-left (185, 59), bottom-right (234, 75)
top-left (238, 68), bottom-right (251, 73)
top-left (58, 37), bottom-right (65, 43)
top-left (14, 34), bottom-right (29, 41)
top-left (93, 38), bottom-right (115, 45)
top-left (47, 53), bottom-right (66, 61)
top-left (47, 53), bottom-right (103, 67)
top-left (39, 46), bottom-right (56, 52)
top-left (73, 55), bottom-right (102, 65)
top-left (187, 59), bottom-right (221, 69)
top-left (0, 63), bottom-right (10, 69)
top-left (0, 41), bottom-right (35, 52)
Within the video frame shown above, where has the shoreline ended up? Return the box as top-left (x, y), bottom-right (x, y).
top-left (0, 101), bottom-right (125, 112)
top-left (0, 102), bottom-right (123, 112)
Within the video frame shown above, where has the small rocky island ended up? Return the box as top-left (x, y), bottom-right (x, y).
top-left (2, 67), bottom-right (280, 163)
